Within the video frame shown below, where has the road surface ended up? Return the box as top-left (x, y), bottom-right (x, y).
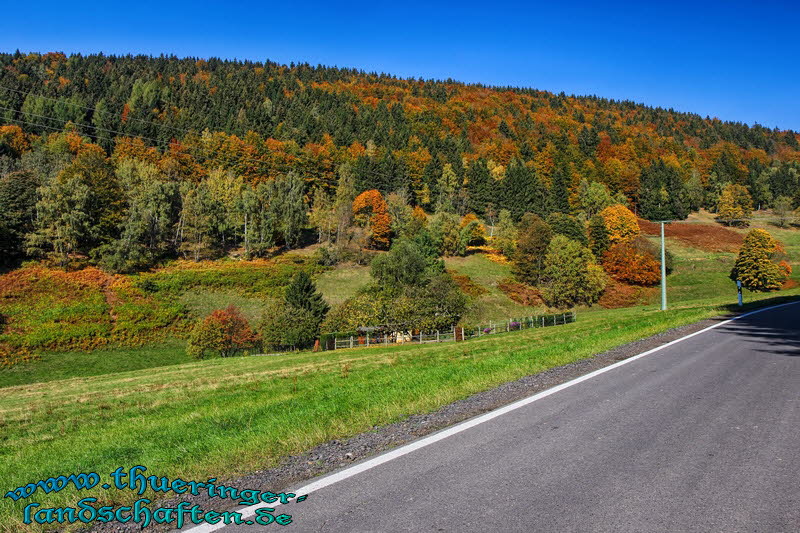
top-left (206, 303), bottom-right (800, 532)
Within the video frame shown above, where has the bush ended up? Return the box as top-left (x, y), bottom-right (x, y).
top-left (260, 300), bottom-right (319, 351)
top-left (493, 209), bottom-right (517, 257)
top-left (323, 274), bottom-right (467, 333)
top-left (459, 213), bottom-right (486, 245)
top-left (371, 238), bottom-right (443, 286)
top-left (186, 305), bottom-right (260, 359)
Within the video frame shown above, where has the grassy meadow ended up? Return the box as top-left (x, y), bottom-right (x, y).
top-left (4, 292), bottom-right (800, 531)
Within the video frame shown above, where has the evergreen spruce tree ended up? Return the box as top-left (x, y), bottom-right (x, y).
top-left (588, 214), bottom-right (610, 258)
top-left (548, 161), bottom-right (571, 214)
top-left (466, 159), bottom-right (492, 216)
top-left (285, 271), bottom-right (330, 324)
top-left (638, 160), bottom-right (689, 221)
top-left (513, 213), bottom-right (553, 286)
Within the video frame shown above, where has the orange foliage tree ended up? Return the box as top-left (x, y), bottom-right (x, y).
top-left (352, 190), bottom-right (391, 249)
top-left (602, 242), bottom-right (660, 286)
top-left (599, 204), bottom-right (639, 244)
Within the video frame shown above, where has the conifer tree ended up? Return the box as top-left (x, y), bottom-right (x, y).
top-left (513, 213), bottom-right (553, 286)
top-left (588, 214), bottom-right (610, 258)
top-left (285, 271), bottom-right (330, 324)
top-left (638, 160), bottom-right (689, 221)
top-left (26, 174), bottom-right (91, 267)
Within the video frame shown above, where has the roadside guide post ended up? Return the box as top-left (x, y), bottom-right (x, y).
top-left (737, 279), bottom-right (743, 307)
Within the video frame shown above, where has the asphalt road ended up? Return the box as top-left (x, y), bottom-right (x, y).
top-left (214, 303), bottom-right (800, 532)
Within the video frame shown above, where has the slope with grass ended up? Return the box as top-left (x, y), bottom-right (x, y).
top-left (444, 254), bottom-right (546, 323)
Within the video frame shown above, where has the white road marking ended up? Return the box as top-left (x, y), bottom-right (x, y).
top-left (182, 300), bottom-right (800, 532)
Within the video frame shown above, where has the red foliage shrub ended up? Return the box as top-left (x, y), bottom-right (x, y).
top-left (187, 305), bottom-right (260, 359)
top-left (498, 279), bottom-right (544, 306)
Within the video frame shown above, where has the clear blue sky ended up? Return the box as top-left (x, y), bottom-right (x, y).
top-left (2, 0), bottom-right (798, 130)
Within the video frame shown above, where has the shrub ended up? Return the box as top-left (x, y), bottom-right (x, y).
top-left (260, 300), bottom-right (319, 351)
top-left (599, 204), bottom-right (639, 244)
top-left (459, 213), bottom-right (486, 245)
top-left (323, 274), bottom-right (467, 333)
top-left (186, 305), bottom-right (260, 359)
top-left (773, 196), bottom-right (794, 228)
top-left (429, 212), bottom-right (470, 256)
top-left (730, 229), bottom-right (788, 291)
top-left (371, 238), bottom-right (443, 286)
top-left (493, 209), bottom-right (517, 257)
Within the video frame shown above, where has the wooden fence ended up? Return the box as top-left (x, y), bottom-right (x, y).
top-left (331, 310), bottom-right (576, 350)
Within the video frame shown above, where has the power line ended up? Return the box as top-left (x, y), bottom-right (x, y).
top-left (0, 84), bottom-right (408, 185)
top-left (0, 84), bottom-right (195, 137)
top-left (1, 102), bottom-right (405, 186)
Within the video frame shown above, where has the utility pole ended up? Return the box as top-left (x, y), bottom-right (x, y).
top-left (660, 221), bottom-right (668, 311)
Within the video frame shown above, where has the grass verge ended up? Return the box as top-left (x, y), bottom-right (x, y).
top-left (1, 290), bottom-right (798, 531)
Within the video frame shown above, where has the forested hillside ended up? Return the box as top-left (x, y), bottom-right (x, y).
top-left (1, 50), bottom-right (799, 270)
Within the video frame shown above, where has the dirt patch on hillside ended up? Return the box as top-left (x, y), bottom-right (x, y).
top-left (638, 219), bottom-right (743, 253)
top-left (599, 279), bottom-right (657, 309)
top-left (498, 278), bottom-right (544, 306)
top-left (447, 270), bottom-right (488, 297)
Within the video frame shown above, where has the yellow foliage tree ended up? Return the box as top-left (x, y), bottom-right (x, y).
top-left (599, 204), bottom-right (639, 244)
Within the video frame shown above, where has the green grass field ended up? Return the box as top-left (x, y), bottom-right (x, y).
top-left (3, 292), bottom-right (799, 532)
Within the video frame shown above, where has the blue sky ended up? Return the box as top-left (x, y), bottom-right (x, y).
top-left (2, 0), bottom-right (798, 130)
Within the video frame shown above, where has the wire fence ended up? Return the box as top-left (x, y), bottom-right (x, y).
top-left (329, 310), bottom-right (576, 350)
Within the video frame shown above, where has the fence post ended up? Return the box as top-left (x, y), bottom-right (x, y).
top-left (541, 316), bottom-right (544, 327)
top-left (350, 336), bottom-right (353, 349)
top-left (333, 337), bottom-right (337, 350)
top-left (436, 330), bottom-right (440, 342)
top-left (366, 333), bottom-right (370, 347)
